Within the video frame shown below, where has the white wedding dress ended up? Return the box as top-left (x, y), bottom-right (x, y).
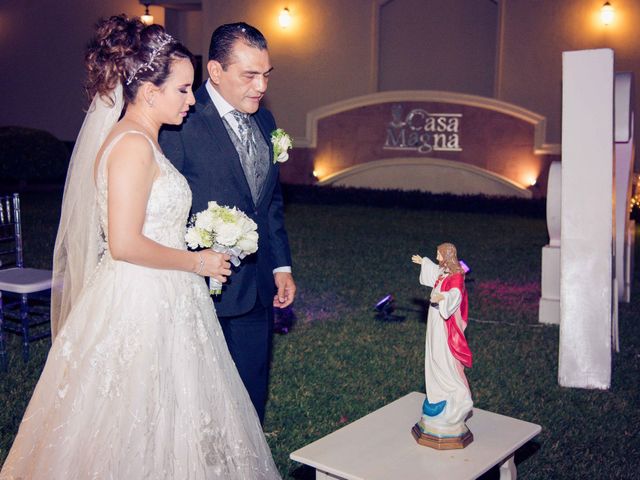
top-left (0, 131), bottom-right (281, 479)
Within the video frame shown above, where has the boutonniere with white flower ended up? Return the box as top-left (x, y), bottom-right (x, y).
top-left (271, 128), bottom-right (292, 164)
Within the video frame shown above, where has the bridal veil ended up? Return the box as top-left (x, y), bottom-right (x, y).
top-left (50, 84), bottom-right (123, 337)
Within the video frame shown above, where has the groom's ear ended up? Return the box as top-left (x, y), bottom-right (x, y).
top-left (207, 60), bottom-right (222, 86)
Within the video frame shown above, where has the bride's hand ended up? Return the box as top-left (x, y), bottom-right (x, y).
top-left (196, 250), bottom-right (232, 282)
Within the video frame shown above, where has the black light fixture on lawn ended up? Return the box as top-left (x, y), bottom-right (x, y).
top-left (374, 294), bottom-right (404, 322)
top-left (274, 306), bottom-right (294, 334)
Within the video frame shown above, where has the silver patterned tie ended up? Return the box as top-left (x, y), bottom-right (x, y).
top-left (231, 110), bottom-right (256, 156)
top-left (230, 110), bottom-right (261, 201)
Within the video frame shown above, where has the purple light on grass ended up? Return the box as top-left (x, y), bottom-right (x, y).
top-left (375, 294), bottom-right (393, 310)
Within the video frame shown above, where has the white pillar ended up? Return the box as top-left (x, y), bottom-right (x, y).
top-left (539, 161), bottom-right (561, 325)
top-left (614, 72), bottom-right (635, 305)
top-left (559, 49), bottom-right (614, 389)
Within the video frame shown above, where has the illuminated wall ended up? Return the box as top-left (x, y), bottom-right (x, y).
top-left (0, 0), bottom-right (164, 141)
top-left (1, 0), bottom-right (638, 172)
top-left (200, 0), bottom-right (376, 143)
top-left (280, 91), bottom-right (558, 197)
top-left (378, 0), bottom-right (498, 96)
top-left (498, 0), bottom-right (640, 148)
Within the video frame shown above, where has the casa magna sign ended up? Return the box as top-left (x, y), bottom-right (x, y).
top-left (384, 103), bottom-right (462, 154)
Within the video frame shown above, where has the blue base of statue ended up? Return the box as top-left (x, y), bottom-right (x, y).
top-left (422, 397), bottom-right (446, 417)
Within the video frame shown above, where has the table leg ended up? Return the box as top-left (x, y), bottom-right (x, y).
top-left (499, 454), bottom-right (517, 480)
top-left (0, 291), bottom-right (6, 371)
top-left (316, 470), bottom-right (346, 480)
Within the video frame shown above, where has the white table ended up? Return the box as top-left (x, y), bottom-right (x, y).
top-left (290, 392), bottom-right (541, 480)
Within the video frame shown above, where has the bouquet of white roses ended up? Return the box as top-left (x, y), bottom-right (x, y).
top-left (185, 201), bottom-right (259, 295)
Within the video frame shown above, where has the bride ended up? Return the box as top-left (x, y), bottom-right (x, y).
top-left (0, 15), bottom-right (281, 479)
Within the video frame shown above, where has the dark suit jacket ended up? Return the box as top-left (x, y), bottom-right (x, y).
top-left (160, 84), bottom-right (292, 317)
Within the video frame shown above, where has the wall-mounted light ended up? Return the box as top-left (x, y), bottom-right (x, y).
top-left (279, 7), bottom-right (292, 29)
top-left (601, 1), bottom-right (614, 26)
top-left (141, 3), bottom-right (154, 26)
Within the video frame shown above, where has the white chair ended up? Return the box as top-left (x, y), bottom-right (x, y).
top-left (0, 193), bottom-right (52, 370)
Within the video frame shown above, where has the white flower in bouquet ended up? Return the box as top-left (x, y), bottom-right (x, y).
top-left (271, 128), bottom-right (292, 164)
top-left (215, 222), bottom-right (243, 247)
top-left (185, 228), bottom-right (208, 250)
top-left (194, 210), bottom-right (216, 237)
top-left (236, 230), bottom-right (259, 254)
top-left (185, 201), bottom-right (259, 295)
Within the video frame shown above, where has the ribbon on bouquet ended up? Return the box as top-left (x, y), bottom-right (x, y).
top-left (209, 243), bottom-right (248, 295)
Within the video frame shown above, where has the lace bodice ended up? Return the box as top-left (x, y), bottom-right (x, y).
top-left (96, 130), bottom-right (192, 251)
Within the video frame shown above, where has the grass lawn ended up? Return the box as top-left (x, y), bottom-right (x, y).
top-left (1, 191), bottom-right (639, 479)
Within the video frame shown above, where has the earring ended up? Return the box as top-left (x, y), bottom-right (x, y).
top-left (147, 97), bottom-right (154, 107)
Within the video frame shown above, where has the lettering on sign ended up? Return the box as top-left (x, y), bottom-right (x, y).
top-left (384, 104), bottom-right (462, 154)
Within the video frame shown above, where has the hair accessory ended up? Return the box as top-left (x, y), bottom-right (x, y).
top-left (125, 32), bottom-right (174, 86)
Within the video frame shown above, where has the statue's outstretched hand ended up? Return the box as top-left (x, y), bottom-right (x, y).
top-left (411, 254), bottom-right (423, 264)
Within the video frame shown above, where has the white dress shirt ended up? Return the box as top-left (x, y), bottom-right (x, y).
top-left (206, 80), bottom-right (242, 136)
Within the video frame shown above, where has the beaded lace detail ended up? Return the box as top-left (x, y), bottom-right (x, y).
top-left (0, 131), bottom-right (281, 479)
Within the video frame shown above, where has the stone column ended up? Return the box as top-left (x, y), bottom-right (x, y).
top-left (538, 161), bottom-right (561, 325)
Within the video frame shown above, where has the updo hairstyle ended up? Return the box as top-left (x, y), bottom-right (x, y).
top-left (85, 15), bottom-right (193, 104)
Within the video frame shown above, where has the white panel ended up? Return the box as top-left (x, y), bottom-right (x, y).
top-left (546, 162), bottom-right (562, 247)
top-left (626, 220), bottom-right (636, 302)
top-left (614, 73), bottom-right (633, 143)
top-left (539, 246), bottom-right (560, 325)
top-left (614, 72), bottom-right (635, 303)
top-left (539, 162), bottom-right (561, 325)
top-left (615, 137), bottom-right (634, 302)
top-left (559, 49), bottom-right (614, 389)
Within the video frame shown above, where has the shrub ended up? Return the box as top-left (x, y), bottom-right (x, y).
top-left (0, 126), bottom-right (69, 186)
top-left (281, 184), bottom-right (546, 218)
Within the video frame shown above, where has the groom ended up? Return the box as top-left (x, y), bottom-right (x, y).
top-left (160, 22), bottom-right (296, 423)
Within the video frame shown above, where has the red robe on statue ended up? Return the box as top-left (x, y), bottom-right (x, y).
top-left (438, 273), bottom-right (472, 368)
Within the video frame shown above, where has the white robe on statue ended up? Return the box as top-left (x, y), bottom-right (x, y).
top-left (419, 257), bottom-right (473, 433)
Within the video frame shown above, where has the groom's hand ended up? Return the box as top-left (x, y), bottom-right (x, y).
top-left (273, 272), bottom-right (296, 308)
